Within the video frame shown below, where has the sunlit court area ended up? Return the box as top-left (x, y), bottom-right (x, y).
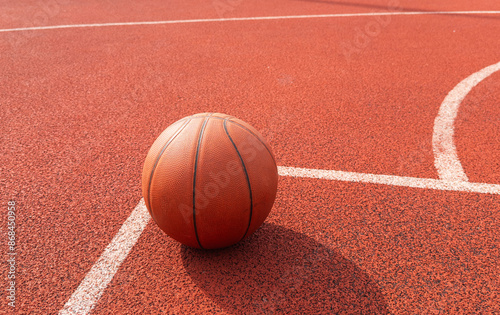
top-left (1, 0), bottom-right (500, 314)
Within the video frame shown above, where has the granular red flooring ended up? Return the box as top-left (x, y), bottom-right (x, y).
top-left (1, 0), bottom-right (499, 314)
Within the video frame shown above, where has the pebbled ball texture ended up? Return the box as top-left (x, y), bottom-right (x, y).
top-left (142, 113), bottom-right (278, 249)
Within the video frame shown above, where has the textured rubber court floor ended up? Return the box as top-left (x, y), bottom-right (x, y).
top-left (1, 0), bottom-right (499, 314)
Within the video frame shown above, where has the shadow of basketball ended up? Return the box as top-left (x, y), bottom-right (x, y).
top-left (181, 223), bottom-right (389, 314)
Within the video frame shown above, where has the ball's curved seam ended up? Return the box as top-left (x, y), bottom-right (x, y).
top-left (223, 118), bottom-right (254, 242)
top-left (146, 117), bottom-right (192, 223)
top-left (178, 114), bottom-right (276, 165)
top-left (192, 114), bottom-right (213, 249)
top-left (226, 119), bottom-right (277, 167)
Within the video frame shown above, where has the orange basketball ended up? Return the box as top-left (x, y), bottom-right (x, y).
top-left (142, 113), bottom-right (278, 249)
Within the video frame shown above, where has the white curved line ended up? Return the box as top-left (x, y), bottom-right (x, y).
top-left (0, 11), bottom-right (500, 33)
top-left (432, 61), bottom-right (500, 181)
top-left (48, 10), bottom-right (500, 313)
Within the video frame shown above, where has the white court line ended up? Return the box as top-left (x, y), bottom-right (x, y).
top-left (10, 8), bottom-right (497, 313)
top-left (49, 10), bottom-right (500, 314)
top-left (59, 166), bottom-right (500, 314)
top-left (432, 61), bottom-right (500, 181)
top-left (278, 166), bottom-right (500, 195)
top-left (1, 11), bottom-right (500, 33)
top-left (59, 199), bottom-right (151, 315)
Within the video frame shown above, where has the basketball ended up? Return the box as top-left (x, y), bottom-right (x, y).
top-left (142, 113), bottom-right (278, 249)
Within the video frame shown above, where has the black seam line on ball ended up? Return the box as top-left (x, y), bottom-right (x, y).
top-left (189, 115), bottom-right (275, 163)
top-left (193, 115), bottom-right (212, 249)
top-left (223, 119), bottom-right (253, 242)
top-left (189, 116), bottom-right (275, 167)
top-left (147, 117), bottom-right (192, 221)
top-left (226, 119), bottom-right (276, 166)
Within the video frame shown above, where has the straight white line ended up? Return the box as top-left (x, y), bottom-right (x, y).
top-left (59, 199), bottom-right (151, 315)
top-left (1, 11), bottom-right (500, 33)
top-left (432, 61), bottom-right (500, 181)
top-left (59, 166), bottom-right (499, 314)
top-left (278, 166), bottom-right (500, 195)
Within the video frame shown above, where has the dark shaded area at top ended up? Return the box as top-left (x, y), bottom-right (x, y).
top-left (294, 0), bottom-right (500, 21)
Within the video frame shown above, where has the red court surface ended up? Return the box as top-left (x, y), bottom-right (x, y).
top-left (1, 0), bottom-right (500, 314)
